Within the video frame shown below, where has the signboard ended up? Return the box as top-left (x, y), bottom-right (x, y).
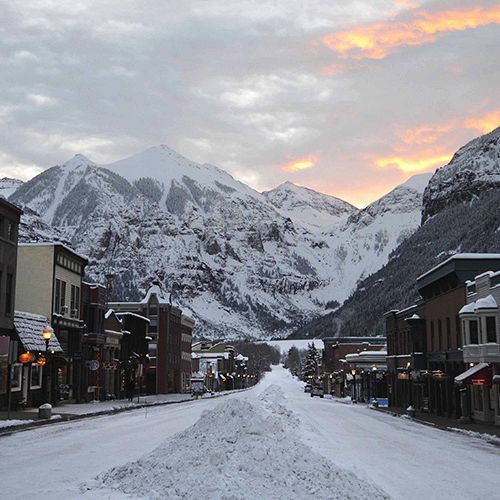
top-left (86, 360), bottom-right (100, 371)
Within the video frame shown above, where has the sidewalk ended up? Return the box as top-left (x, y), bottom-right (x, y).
top-left (373, 405), bottom-right (500, 444)
top-left (0, 390), bottom-right (242, 436)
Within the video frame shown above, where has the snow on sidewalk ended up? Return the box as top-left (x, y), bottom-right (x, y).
top-left (86, 385), bottom-right (389, 500)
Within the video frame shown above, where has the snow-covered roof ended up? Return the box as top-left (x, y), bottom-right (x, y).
top-left (455, 362), bottom-right (489, 383)
top-left (115, 311), bottom-right (151, 323)
top-left (19, 241), bottom-right (89, 263)
top-left (14, 311), bottom-right (63, 352)
top-left (407, 314), bottom-right (422, 320)
top-left (417, 254), bottom-right (500, 281)
top-left (140, 285), bottom-right (172, 305)
top-left (460, 295), bottom-right (498, 315)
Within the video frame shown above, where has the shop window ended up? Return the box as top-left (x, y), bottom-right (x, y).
top-left (486, 317), bottom-right (497, 343)
top-left (30, 364), bottom-right (42, 389)
top-left (469, 320), bottom-right (479, 344)
top-left (10, 364), bottom-right (22, 391)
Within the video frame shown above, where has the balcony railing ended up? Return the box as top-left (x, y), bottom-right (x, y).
top-left (463, 343), bottom-right (500, 363)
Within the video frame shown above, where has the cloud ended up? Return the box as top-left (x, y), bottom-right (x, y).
top-left (375, 153), bottom-right (452, 173)
top-left (282, 155), bottom-right (318, 172)
top-left (26, 93), bottom-right (57, 107)
top-left (0, 151), bottom-right (43, 181)
top-left (321, 5), bottom-right (500, 60)
top-left (465, 110), bottom-right (500, 134)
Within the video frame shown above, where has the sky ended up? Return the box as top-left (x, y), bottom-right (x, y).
top-left (0, 0), bottom-right (499, 207)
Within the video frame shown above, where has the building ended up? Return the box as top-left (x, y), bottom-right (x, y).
top-left (192, 342), bottom-right (237, 391)
top-left (345, 349), bottom-right (388, 402)
top-left (322, 337), bottom-right (386, 397)
top-left (457, 270), bottom-right (500, 426)
top-left (385, 253), bottom-right (500, 420)
top-left (15, 243), bottom-right (88, 403)
top-left (110, 284), bottom-right (194, 394)
top-left (0, 198), bottom-right (22, 410)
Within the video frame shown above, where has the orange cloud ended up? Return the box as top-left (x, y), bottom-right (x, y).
top-left (397, 122), bottom-right (455, 145)
top-left (282, 155), bottom-right (317, 172)
top-left (375, 153), bottom-right (451, 173)
top-left (465, 110), bottom-right (500, 134)
top-left (321, 6), bottom-right (500, 60)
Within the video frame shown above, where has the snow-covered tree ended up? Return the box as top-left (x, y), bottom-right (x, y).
top-left (301, 342), bottom-right (319, 380)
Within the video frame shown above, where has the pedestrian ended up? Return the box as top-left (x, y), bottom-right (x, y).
top-left (125, 376), bottom-right (136, 402)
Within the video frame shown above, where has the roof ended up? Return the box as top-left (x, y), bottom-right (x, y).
top-left (460, 294), bottom-right (498, 315)
top-left (417, 254), bottom-right (500, 290)
top-left (0, 197), bottom-right (23, 216)
top-left (115, 311), bottom-right (151, 323)
top-left (19, 242), bottom-right (89, 264)
top-left (140, 285), bottom-right (171, 305)
top-left (455, 362), bottom-right (491, 384)
top-left (14, 311), bottom-right (63, 352)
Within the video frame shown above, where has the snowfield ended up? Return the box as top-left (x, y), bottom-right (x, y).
top-left (1, 366), bottom-right (499, 499)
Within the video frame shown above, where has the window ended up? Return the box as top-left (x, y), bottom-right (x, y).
top-left (0, 218), bottom-right (4, 238)
top-left (446, 317), bottom-right (451, 350)
top-left (5, 273), bottom-right (13, 316)
top-left (10, 364), bottom-right (22, 392)
top-left (70, 285), bottom-right (80, 318)
top-left (7, 221), bottom-right (16, 241)
top-left (437, 320), bottom-right (442, 351)
top-left (61, 281), bottom-right (66, 313)
top-left (469, 320), bottom-right (479, 344)
top-left (55, 279), bottom-right (61, 313)
top-left (30, 364), bottom-right (42, 389)
top-left (473, 386), bottom-right (483, 411)
top-left (486, 317), bottom-right (497, 343)
top-left (456, 316), bottom-right (462, 348)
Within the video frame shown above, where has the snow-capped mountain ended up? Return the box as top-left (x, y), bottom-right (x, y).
top-left (423, 126), bottom-right (500, 221)
top-left (10, 147), bottom-right (429, 339)
top-left (263, 182), bottom-right (356, 231)
top-left (0, 178), bottom-right (24, 199)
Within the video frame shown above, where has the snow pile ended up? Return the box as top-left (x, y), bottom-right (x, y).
top-left (447, 427), bottom-right (500, 446)
top-left (258, 384), bottom-right (300, 428)
top-left (89, 397), bottom-right (388, 499)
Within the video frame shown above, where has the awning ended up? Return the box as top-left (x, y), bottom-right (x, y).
top-left (14, 311), bottom-right (63, 353)
top-left (455, 363), bottom-right (492, 386)
top-left (493, 375), bottom-right (500, 385)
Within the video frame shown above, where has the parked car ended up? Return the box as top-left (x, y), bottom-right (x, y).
top-left (304, 383), bottom-right (312, 393)
top-left (310, 385), bottom-right (324, 398)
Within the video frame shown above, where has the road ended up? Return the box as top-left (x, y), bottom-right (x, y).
top-left (1, 366), bottom-right (499, 499)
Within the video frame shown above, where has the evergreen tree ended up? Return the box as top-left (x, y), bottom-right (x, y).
top-left (301, 342), bottom-right (319, 380)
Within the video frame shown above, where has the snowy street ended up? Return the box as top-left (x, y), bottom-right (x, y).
top-left (1, 366), bottom-right (499, 499)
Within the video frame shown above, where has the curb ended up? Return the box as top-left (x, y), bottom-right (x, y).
top-left (369, 406), bottom-right (500, 447)
top-left (0, 389), bottom-right (248, 438)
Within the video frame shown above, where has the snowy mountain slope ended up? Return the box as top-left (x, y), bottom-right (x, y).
top-left (0, 178), bottom-right (23, 199)
top-left (10, 147), bottom-right (429, 339)
top-left (423, 126), bottom-right (500, 221)
top-left (263, 181), bottom-right (357, 231)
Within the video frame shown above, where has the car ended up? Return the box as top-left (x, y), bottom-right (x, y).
top-left (310, 385), bottom-right (324, 398)
top-left (304, 383), bottom-right (312, 393)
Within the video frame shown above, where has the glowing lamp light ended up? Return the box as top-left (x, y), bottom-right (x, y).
top-left (351, 370), bottom-right (356, 376)
top-left (37, 356), bottom-right (47, 366)
top-left (42, 326), bottom-right (53, 341)
top-left (19, 352), bottom-right (35, 364)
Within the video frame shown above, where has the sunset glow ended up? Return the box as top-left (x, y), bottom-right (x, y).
top-left (465, 110), bottom-right (500, 134)
top-left (375, 153), bottom-right (452, 173)
top-left (282, 155), bottom-right (318, 172)
top-left (321, 6), bottom-right (500, 60)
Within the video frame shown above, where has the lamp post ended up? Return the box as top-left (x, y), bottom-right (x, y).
top-left (351, 369), bottom-right (357, 403)
top-left (42, 326), bottom-right (53, 403)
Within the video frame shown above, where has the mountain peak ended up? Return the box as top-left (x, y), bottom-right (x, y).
top-left (62, 154), bottom-right (95, 169)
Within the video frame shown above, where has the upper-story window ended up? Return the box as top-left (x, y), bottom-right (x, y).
top-left (469, 320), bottom-right (479, 344)
top-left (7, 221), bottom-right (17, 241)
top-left (486, 317), bottom-right (497, 343)
top-left (5, 273), bottom-right (13, 316)
top-left (55, 279), bottom-right (67, 314)
top-left (70, 285), bottom-right (80, 318)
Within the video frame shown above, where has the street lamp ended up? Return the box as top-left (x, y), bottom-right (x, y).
top-left (351, 369), bottom-right (357, 403)
top-left (42, 326), bottom-right (53, 351)
top-left (42, 326), bottom-right (53, 403)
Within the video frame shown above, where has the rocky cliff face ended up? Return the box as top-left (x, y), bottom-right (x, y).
top-left (10, 146), bottom-right (428, 339)
top-left (422, 126), bottom-right (500, 221)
